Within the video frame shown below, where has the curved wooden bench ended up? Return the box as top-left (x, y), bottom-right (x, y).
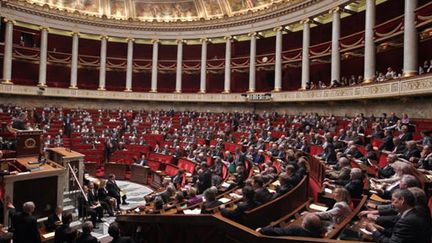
top-left (242, 175), bottom-right (309, 229)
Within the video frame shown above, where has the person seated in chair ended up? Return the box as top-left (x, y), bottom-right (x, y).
top-left (54, 212), bottom-right (77, 243)
top-left (108, 222), bottom-right (135, 243)
top-left (78, 185), bottom-right (104, 228)
top-left (220, 185), bottom-right (257, 222)
top-left (257, 213), bottom-right (324, 238)
top-left (76, 221), bottom-right (99, 243)
top-left (45, 206), bottom-right (63, 232)
top-left (365, 189), bottom-right (431, 243)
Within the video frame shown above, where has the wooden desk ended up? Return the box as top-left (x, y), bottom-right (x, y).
top-left (130, 164), bottom-right (150, 185)
top-left (3, 157), bottom-right (66, 225)
top-left (105, 163), bottom-right (128, 180)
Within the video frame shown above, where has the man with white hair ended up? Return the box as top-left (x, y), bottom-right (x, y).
top-left (11, 201), bottom-right (41, 243)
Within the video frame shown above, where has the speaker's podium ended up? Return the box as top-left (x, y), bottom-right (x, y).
top-left (46, 147), bottom-right (85, 192)
top-left (2, 157), bottom-right (66, 225)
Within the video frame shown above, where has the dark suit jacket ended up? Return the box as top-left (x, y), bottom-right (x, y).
top-left (109, 236), bottom-right (135, 243)
top-left (343, 178), bottom-right (363, 198)
top-left (76, 232), bottom-right (99, 243)
top-left (106, 179), bottom-right (121, 197)
top-left (260, 224), bottom-right (322, 238)
top-left (11, 211), bottom-right (41, 243)
top-left (254, 187), bottom-right (272, 205)
top-left (322, 143), bottom-right (337, 164)
top-left (372, 208), bottom-right (431, 243)
top-left (54, 224), bottom-right (77, 243)
top-left (379, 135), bottom-right (394, 151)
top-left (197, 169), bottom-right (212, 194)
top-left (45, 213), bottom-right (61, 232)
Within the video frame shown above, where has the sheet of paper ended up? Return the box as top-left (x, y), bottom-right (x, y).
top-left (324, 188), bottom-right (333, 194)
top-left (183, 208), bottom-right (201, 215)
top-left (218, 197), bottom-right (231, 204)
top-left (221, 182), bottom-right (231, 188)
top-left (309, 203), bottom-right (328, 212)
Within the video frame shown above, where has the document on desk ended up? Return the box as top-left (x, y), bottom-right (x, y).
top-left (218, 198), bottom-right (231, 204)
top-left (309, 203), bottom-right (328, 212)
top-left (183, 208), bottom-right (202, 215)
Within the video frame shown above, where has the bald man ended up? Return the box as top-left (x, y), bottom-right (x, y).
top-left (257, 213), bottom-right (324, 238)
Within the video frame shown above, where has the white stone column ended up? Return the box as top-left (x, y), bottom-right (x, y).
top-left (150, 39), bottom-right (159, 92)
top-left (125, 38), bottom-right (134, 91)
top-left (175, 39), bottom-right (183, 93)
top-left (274, 27), bottom-right (283, 92)
top-left (70, 32), bottom-right (79, 89)
top-left (364, 0), bottom-right (376, 83)
top-left (2, 19), bottom-right (14, 84)
top-left (301, 19), bottom-right (310, 89)
top-left (223, 36), bottom-right (232, 93)
top-left (38, 27), bottom-right (48, 87)
top-left (403, 0), bottom-right (418, 77)
top-left (98, 36), bottom-right (108, 90)
top-left (199, 38), bottom-right (208, 93)
top-left (331, 7), bottom-right (341, 83)
top-left (249, 32), bottom-right (257, 92)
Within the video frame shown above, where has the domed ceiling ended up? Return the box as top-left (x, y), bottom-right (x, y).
top-left (26, 0), bottom-right (302, 22)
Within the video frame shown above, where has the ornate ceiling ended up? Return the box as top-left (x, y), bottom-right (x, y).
top-left (26, 0), bottom-right (303, 22)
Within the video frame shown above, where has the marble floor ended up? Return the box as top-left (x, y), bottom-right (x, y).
top-left (84, 180), bottom-right (153, 242)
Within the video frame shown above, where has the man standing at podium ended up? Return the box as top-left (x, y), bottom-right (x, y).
top-left (10, 201), bottom-right (41, 243)
top-left (106, 174), bottom-right (128, 210)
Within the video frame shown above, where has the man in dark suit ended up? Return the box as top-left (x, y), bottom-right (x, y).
top-left (76, 221), bottom-right (99, 243)
top-left (197, 163), bottom-right (212, 194)
top-left (321, 138), bottom-right (337, 164)
top-left (220, 186), bottom-right (257, 222)
top-left (108, 222), bottom-right (135, 243)
top-left (78, 185), bottom-right (103, 227)
top-left (366, 189), bottom-right (431, 243)
top-left (45, 206), bottom-right (63, 232)
top-left (257, 213), bottom-right (323, 237)
top-left (106, 174), bottom-right (128, 209)
top-left (379, 129), bottom-right (394, 152)
top-left (11, 201), bottom-right (41, 243)
top-left (54, 212), bottom-right (77, 243)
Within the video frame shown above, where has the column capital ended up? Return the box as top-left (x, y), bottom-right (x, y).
top-left (224, 36), bottom-right (233, 41)
top-left (248, 32), bottom-right (257, 37)
top-left (200, 37), bottom-right (208, 43)
top-left (176, 39), bottom-right (185, 44)
top-left (126, 37), bottom-right (135, 42)
top-left (39, 26), bottom-right (50, 32)
top-left (329, 6), bottom-right (341, 14)
top-left (300, 18), bottom-right (311, 25)
top-left (100, 35), bottom-right (109, 40)
top-left (70, 32), bottom-right (80, 37)
top-left (273, 26), bottom-right (283, 32)
top-left (3, 18), bottom-right (16, 25)
top-left (151, 39), bottom-right (160, 44)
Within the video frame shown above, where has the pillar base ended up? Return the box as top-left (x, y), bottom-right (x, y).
top-left (1, 80), bottom-right (13, 84)
top-left (69, 85), bottom-right (78, 89)
top-left (97, 87), bottom-right (106, 91)
top-left (198, 90), bottom-right (206, 94)
top-left (174, 90), bottom-right (182, 93)
top-left (222, 90), bottom-right (230, 94)
top-left (37, 83), bottom-right (47, 88)
top-left (124, 89), bottom-right (132, 92)
top-left (273, 88), bottom-right (282, 92)
top-left (362, 78), bottom-right (374, 84)
top-left (402, 71), bottom-right (417, 78)
top-left (247, 89), bottom-right (255, 93)
top-left (149, 89), bottom-right (157, 93)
